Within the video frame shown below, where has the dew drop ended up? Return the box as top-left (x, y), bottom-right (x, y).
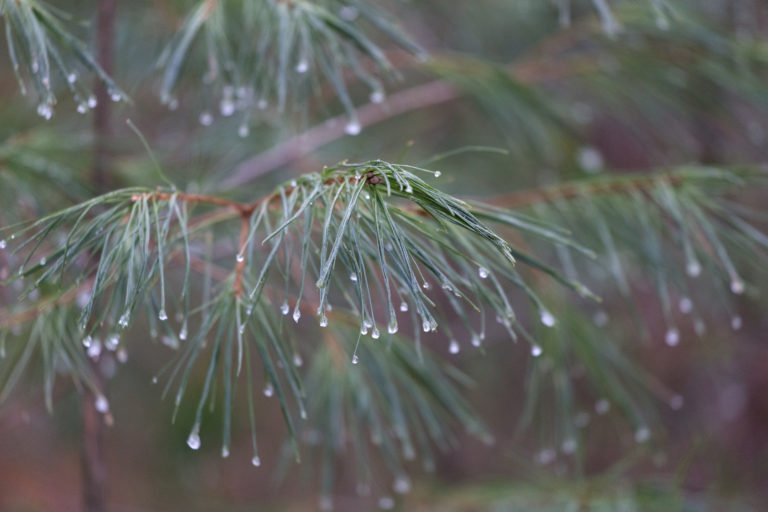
top-left (561, 438), bottom-right (577, 454)
top-left (0, 240), bottom-right (6, 250)
top-left (118, 312), bottom-right (130, 328)
top-left (87, 96), bottom-right (98, 109)
top-left (371, 328), bottom-right (380, 339)
top-left (263, 383), bottom-right (274, 397)
top-left (39, 257), bottom-right (47, 266)
top-left (221, 446), bottom-right (230, 458)
top-left (295, 59), bottom-right (309, 74)
top-left (251, 455), bottom-right (261, 467)
top-left (478, 267), bottom-right (489, 279)
top-left (88, 339), bottom-right (102, 359)
top-left (540, 310), bottom-right (556, 327)
top-left (187, 430), bottom-right (201, 450)
top-left (345, 121), bottom-right (361, 136)
top-left (370, 90), bottom-right (385, 104)
top-left (319, 316), bottom-right (328, 327)
top-left (293, 353), bottom-right (303, 367)
top-left (393, 476), bottom-right (411, 494)
top-left (731, 315), bottom-right (743, 331)
top-left (292, 308), bottom-right (301, 323)
top-left (67, 73), bottom-right (77, 84)
top-left (694, 319), bottom-right (706, 336)
top-left (280, 301), bottom-right (290, 315)
top-left (730, 280), bottom-right (745, 295)
top-left (449, 340), bottom-right (460, 354)
top-left (158, 309), bottom-right (168, 321)
top-left (577, 146), bottom-right (604, 173)
top-left (405, 184), bottom-right (413, 194)
top-left (686, 260), bottom-right (701, 278)
top-left (199, 111), bottom-right (213, 126)
top-left (117, 347), bottom-right (128, 363)
top-left (179, 323), bottom-right (188, 340)
top-left (152, 376), bottom-right (158, 384)
top-left (634, 426), bottom-right (650, 443)
top-left (82, 335), bottom-right (93, 348)
top-left (105, 335), bottom-right (119, 351)
top-left (352, 354), bottom-right (359, 365)
top-left (378, 496), bottom-right (395, 510)
top-left (665, 328), bottom-right (680, 347)
top-left (531, 344), bottom-right (543, 357)
top-left (434, 171), bottom-right (442, 178)
top-left (595, 399), bottom-right (610, 415)
top-left (167, 98), bottom-right (179, 110)
top-left (679, 297), bottom-right (693, 314)
top-left (257, 98), bottom-right (268, 110)
top-left (349, 272), bottom-right (358, 282)
top-left (360, 324), bottom-right (368, 335)
top-left (471, 334), bottom-right (481, 347)
top-left (95, 396), bottom-right (109, 413)
top-left (387, 320), bottom-right (398, 334)
top-left (238, 123), bottom-right (249, 138)
top-left (110, 92), bottom-right (122, 102)
top-left (219, 99), bottom-right (235, 117)
top-left (422, 319), bottom-right (431, 333)
top-left (399, 301), bottom-right (408, 312)
top-left (37, 103), bottom-right (53, 120)
top-left (77, 103), bottom-right (88, 114)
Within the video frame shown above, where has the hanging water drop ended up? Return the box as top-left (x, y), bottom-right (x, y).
top-left (595, 399), bottom-right (610, 415)
top-left (36, 103), bottom-right (53, 120)
top-left (158, 309), bottom-right (168, 321)
top-left (352, 354), bottom-right (359, 365)
top-left (686, 260), bottom-right (701, 277)
top-left (371, 328), bottom-right (380, 339)
top-left (95, 396), bottom-right (110, 413)
top-left (67, 73), bottom-right (77, 84)
top-left (280, 301), bottom-right (290, 315)
top-left (349, 272), bottom-right (358, 282)
top-left (0, 239), bottom-right (6, 250)
top-left (117, 347), bottom-right (128, 363)
top-left (295, 59), bottom-right (309, 74)
top-left (399, 301), bottom-right (408, 312)
top-left (665, 328), bottom-right (680, 347)
top-left (731, 316), bottom-right (743, 331)
top-left (187, 430), bottom-right (201, 450)
top-left (251, 456), bottom-right (261, 467)
top-left (478, 267), bottom-right (489, 279)
top-left (471, 334), bottom-right (481, 347)
top-left (236, 253), bottom-right (245, 263)
top-left (387, 319), bottom-right (398, 334)
top-left (434, 170), bottom-right (442, 178)
top-left (110, 91), bottom-right (122, 102)
top-left (730, 279), bottom-right (745, 295)
top-left (82, 335), bottom-right (93, 348)
top-left (87, 96), bottom-right (98, 108)
top-left (199, 111), bottom-right (213, 126)
top-left (531, 344), bottom-right (543, 357)
top-left (378, 496), bottom-right (395, 510)
top-left (179, 323), bottom-right (188, 340)
top-left (219, 98), bottom-right (235, 117)
top-left (360, 324), bottom-right (368, 335)
top-left (88, 339), bottom-right (102, 359)
top-left (540, 310), bottom-right (556, 327)
top-left (345, 120), bottom-right (361, 136)
top-left (118, 312), bottom-right (130, 328)
top-left (370, 90), bottom-right (385, 104)
top-left (263, 383), bottom-right (274, 397)
top-left (422, 319), bottom-right (431, 333)
top-left (449, 340), bottom-right (460, 354)
top-left (319, 316), bottom-right (328, 327)
top-left (221, 446), bottom-right (230, 458)
top-left (77, 103), bottom-right (88, 114)
top-left (293, 353), bottom-right (303, 367)
top-left (292, 308), bottom-right (301, 323)
top-left (694, 319), bottom-right (706, 336)
top-left (238, 123), bottom-right (249, 138)
top-left (679, 297), bottom-right (693, 314)
top-left (39, 257), bottom-right (47, 266)
top-left (105, 335), bottom-right (119, 351)
top-left (152, 376), bottom-right (158, 384)
top-left (561, 438), bottom-right (577, 454)
top-left (634, 426), bottom-right (650, 443)
top-left (393, 476), bottom-right (411, 495)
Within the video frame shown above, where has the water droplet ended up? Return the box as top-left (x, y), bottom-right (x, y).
top-left (187, 430), bottom-right (201, 450)
top-left (540, 310), bottom-right (556, 327)
top-left (117, 347), bottom-right (128, 363)
top-left (0, 240), bottom-right (6, 250)
top-left (67, 73), bottom-right (77, 84)
top-left (167, 98), bottom-right (179, 110)
top-left (87, 96), bottom-right (98, 108)
top-left (686, 260), bottom-right (701, 277)
top-left (535, 448), bottom-right (556, 465)
top-left (679, 297), bottom-right (693, 314)
top-left (340, 5), bottom-right (359, 20)
top-left (449, 340), bottom-right (460, 354)
top-left (360, 324), bottom-right (368, 335)
top-left (730, 280), bottom-right (745, 295)
top-left (352, 354), bottom-right (359, 365)
top-left (95, 396), bottom-right (109, 413)
top-left (371, 328), bottom-right (380, 339)
top-left (263, 383), bottom-right (274, 397)
top-left (393, 476), bottom-right (411, 494)
top-left (158, 309), bottom-right (168, 321)
top-left (349, 272), bottom-right (358, 282)
top-left (118, 312), bottom-right (130, 328)
top-left (319, 496), bottom-right (333, 511)
top-left (77, 103), bottom-right (88, 114)
top-left (39, 257), bottom-right (47, 266)
top-left (422, 319), bottom-right (431, 333)
top-left (471, 334), bottom-right (481, 347)
top-left (634, 426), bottom-right (650, 443)
top-left (370, 90), bottom-right (385, 104)
top-left (405, 184), bottom-right (413, 194)
top-left (236, 253), bottom-right (245, 263)
top-left (595, 399), bottom-right (610, 415)
top-left (83, 335), bottom-right (93, 348)
top-left (319, 316), bottom-right (328, 327)
top-left (577, 146), bottom-right (604, 173)
top-left (152, 376), bottom-right (158, 384)
top-left (293, 353), bottom-right (303, 367)
top-left (292, 308), bottom-right (301, 323)
top-left (731, 316), bottom-right (743, 331)
top-left (434, 171), bottom-right (442, 178)
top-left (694, 319), bottom-right (706, 336)
top-left (295, 59), bottom-right (309, 74)
top-left (387, 320), bottom-right (398, 334)
top-left (238, 123), bottom-right (249, 138)
top-left (110, 92), bottom-right (121, 102)
top-left (345, 121), bottom-right (361, 136)
top-left (179, 323), bottom-right (188, 340)
top-left (399, 302), bottom-right (408, 312)
top-left (88, 339), bottom-right (102, 359)
top-left (199, 112), bottom-right (213, 126)
top-left (531, 344), bottom-right (543, 357)
top-left (422, 281), bottom-right (431, 290)
top-left (561, 438), bottom-right (577, 454)
top-left (378, 496), bottom-right (395, 510)
top-left (280, 301), bottom-right (290, 315)
top-left (478, 267), bottom-right (489, 279)
top-left (37, 103), bottom-right (53, 120)
top-left (221, 446), bottom-right (230, 458)
top-left (219, 99), bottom-right (235, 117)
top-left (257, 98), bottom-right (268, 110)
top-left (251, 455), bottom-right (261, 467)
top-left (665, 328), bottom-right (680, 347)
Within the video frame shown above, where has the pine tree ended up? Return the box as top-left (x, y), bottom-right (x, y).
top-left (1, 1), bottom-right (767, 510)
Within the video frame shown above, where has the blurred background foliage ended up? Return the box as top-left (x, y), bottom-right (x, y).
top-left (1, 0), bottom-right (768, 511)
